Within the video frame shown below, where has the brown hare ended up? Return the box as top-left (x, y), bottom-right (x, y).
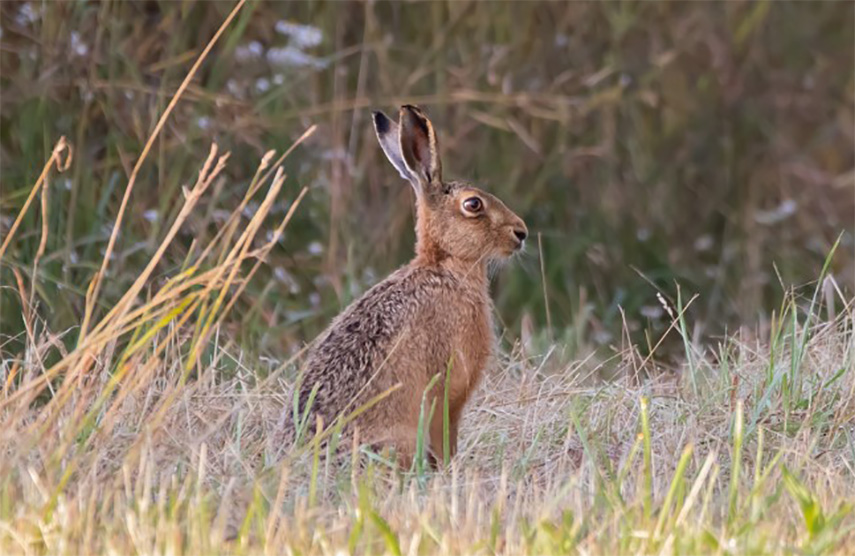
top-left (279, 105), bottom-right (527, 468)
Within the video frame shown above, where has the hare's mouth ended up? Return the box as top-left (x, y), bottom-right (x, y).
top-left (498, 239), bottom-right (524, 257)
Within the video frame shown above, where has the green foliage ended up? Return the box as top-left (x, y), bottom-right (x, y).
top-left (1, 1), bottom-right (853, 362)
top-left (781, 465), bottom-right (854, 554)
top-left (0, 3), bottom-right (854, 553)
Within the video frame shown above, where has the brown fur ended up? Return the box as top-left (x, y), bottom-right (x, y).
top-left (278, 105), bottom-right (527, 468)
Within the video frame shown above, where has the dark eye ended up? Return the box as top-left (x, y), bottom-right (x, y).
top-left (462, 197), bottom-right (483, 213)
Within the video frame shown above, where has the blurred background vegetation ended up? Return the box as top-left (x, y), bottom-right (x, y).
top-left (1, 0), bottom-right (853, 363)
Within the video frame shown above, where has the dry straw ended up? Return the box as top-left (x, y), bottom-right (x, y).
top-left (1, 2), bottom-right (854, 554)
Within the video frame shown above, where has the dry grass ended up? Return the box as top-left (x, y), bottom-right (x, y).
top-left (1, 260), bottom-right (854, 554)
top-left (0, 137), bottom-right (853, 553)
top-left (1, 3), bottom-right (854, 554)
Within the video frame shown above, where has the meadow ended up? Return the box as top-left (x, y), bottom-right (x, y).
top-left (1, 1), bottom-right (854, 554)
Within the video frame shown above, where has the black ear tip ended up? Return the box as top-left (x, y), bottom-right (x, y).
top-left (373, 111), bottom-right (391, 133)
top-left (401, 104), bottom-right (422, 116)
top-left (399, 105), bottom-right (430, 134)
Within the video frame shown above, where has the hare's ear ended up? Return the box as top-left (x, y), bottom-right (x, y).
top-left (398, 105), bottom-right (442, 189)
top-left (373, 111), bottom-right (414, 184)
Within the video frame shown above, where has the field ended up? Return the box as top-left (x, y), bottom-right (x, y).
top-left (1, 1), bottom-right (854, 555)
top-left (2, 132), bottom-right (854, 554)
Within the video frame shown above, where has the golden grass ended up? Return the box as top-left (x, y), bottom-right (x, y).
top-left (1, 97), bottom-right (853, 556)
top-left (1, 282), bottom-right (854, 554)
top-left (1, 4), bottom-right (853, 554)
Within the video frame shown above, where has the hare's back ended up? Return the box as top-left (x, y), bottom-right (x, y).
top-left (296, 267), bottom-right (455, 419)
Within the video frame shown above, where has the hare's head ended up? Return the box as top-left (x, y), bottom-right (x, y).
top-left (373, 105), bottom-right (528, 265)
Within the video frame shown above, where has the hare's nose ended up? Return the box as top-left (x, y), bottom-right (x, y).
top-left (513, 228), bottom-right (528, 242)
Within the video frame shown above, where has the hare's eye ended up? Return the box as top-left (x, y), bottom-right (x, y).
top-left (462, 197), bottom-right (483, 214)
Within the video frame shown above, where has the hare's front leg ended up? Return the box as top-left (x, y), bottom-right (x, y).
top-left (429, 404), bottom-right (461, 468)
top-left (367, 422), bottom-right (420, 469)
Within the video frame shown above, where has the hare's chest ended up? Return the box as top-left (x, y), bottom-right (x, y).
top-left (446, 296), bottom-right (493, 398)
